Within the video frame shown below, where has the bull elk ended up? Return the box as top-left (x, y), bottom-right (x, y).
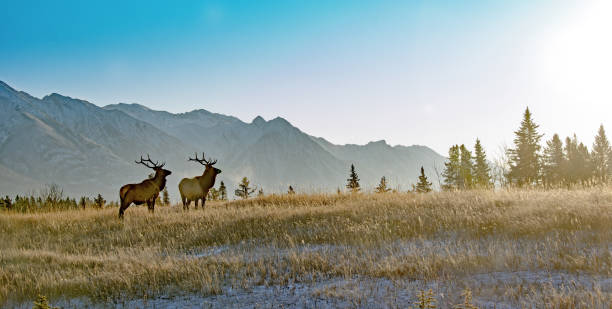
top-left (179, 152), bottom-right (221, 210)
top-left (119, 154), bottom-right (172, 218)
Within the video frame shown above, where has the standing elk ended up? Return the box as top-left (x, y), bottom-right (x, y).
top-left (179, 152), bottom-right (221, 210)
top-left (119, 154), bottom-right (172, 218)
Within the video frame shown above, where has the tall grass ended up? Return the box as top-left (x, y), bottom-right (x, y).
top-left (1, 188), bottom-right (611, 307)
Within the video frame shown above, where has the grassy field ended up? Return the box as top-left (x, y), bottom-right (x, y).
top-left (2, 189), bottom-right (612, 308)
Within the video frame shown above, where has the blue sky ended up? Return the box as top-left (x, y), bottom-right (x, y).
top-left (1, 0), bottom-right (610, 154)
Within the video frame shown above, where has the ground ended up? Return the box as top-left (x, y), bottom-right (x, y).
top-left (1, 189), bottom-right (612, 308)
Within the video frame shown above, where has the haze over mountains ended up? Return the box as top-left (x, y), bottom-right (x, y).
top-left (0, 81), bottom-right (445, 200)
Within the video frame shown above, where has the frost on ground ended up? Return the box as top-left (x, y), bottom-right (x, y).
top-left (12, 242), bottom-right (612, 308)
top-left (4, 190), bottom-right (612, 308)
top-left (14, 270), bottom-right (612, 308)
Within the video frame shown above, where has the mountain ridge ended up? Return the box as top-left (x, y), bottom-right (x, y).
top-left (0, 81), bottom-right (445, 200)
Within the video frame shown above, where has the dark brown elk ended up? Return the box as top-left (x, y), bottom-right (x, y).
top-left (119, 155), bottom-right (172, 218)
top-left (178, 152), bottom-right (221, 210)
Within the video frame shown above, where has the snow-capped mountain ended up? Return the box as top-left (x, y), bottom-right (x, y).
top-left (0, 81), bottom-right (445, 200)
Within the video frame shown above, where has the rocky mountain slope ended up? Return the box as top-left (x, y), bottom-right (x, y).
top-left (0, 81), bottom-right (445, 200)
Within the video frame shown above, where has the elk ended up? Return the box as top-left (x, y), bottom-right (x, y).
top-left (179, 152), bottom-right (221, 210)
top-left (119, 154), bottom-right (172, 218)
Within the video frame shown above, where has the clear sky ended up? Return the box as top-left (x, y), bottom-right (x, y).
top-left (1, 0), bottom-right (610, 155)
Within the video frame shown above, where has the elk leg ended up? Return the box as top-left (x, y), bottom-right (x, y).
top-left (119, 199), bottom-right (130, 219)
top-left (149, 200), bottom-right (155, 213)
top-left (202, 197), bottom-right (206, 210)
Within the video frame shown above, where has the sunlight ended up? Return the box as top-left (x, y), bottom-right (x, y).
top-left (538, 0), bottom-right (612, 107)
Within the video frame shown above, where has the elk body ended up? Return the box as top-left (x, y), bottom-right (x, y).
top-left (119, 155), bottom-right (172, 218)
top-left (179, 152), bottom-right (221, 210)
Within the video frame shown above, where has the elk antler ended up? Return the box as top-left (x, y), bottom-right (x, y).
top-left (188, 152), bottom-right (217, 166)
top-left (135, 154), bottom-right (165, 169)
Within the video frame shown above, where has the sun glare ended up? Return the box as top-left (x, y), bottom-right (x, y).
top-left (538, 0), bottom-right (612, 107)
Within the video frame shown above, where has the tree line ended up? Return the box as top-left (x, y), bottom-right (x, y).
top-left (443, 108), bottom-right (611, 189)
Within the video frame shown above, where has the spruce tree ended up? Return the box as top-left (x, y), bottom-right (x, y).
top-left (592, 124), bottom-right (612, 184)
top-left (207, 188), bottom-right (219, 201)
top-left (346, 164), bottom-right (360, 193)
top-left (442, 145), bottom-right (461, 190)
top-left (564, 134), bottom-right (592, 185)
top-left (542, 133), bottom-right (565, 187)
top-left (507, 107), bottom-right (543, 186)
top-left (162, 187), bottom-right (170, 206)
top-left (375, 176), bottom-right (392, 193)
top-left (79, 196), bottom-right (87, 209)
top-left (564, 136), bottom-right (578, 184)
top-left (219, 181), bottom-right (227, 200)
top-left (93, 194), bottom-right (105, 208)
top-left (472, 139), bottom-right (492, 188)
top-left (415, 167), bottom-right (432, 193)
top-left (459, 144), bottom-right (474, 189)
top-left (235, 177), bottom-right (256, 199)
top-left (576, 142), bottom-right (592, 185)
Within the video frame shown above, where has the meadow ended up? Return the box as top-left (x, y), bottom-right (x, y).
top-left (2, 188), bottom-right (612, 308)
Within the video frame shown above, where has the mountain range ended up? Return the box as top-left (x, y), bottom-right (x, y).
top-left (0, 81), bottom-right (445, 201)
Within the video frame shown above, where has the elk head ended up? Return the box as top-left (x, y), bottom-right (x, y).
top-left (188, 152), bottom-right (222, 176)
top-left (135, 154), bottom-right (172, 178)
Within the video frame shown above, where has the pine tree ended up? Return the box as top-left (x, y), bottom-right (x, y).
top-left (415, 167), bottom-right (433, 193)
top-left (564, 135), bottom-right (592, 185)
top-left (459, 144), bottom-right (474, 189)
top-left (346, 164), bottom-right (360, 193)
top-left (442, 145), bottom-right (461, 190)
top-left (207, 188), bottom-right (219, 201)
top-left (564, 136), bottom-right (578, 184)
top-left (507, 107), bottom-right (543, 186)
top-left (234, 177), bottom-right (256, 199)
top-left (472, 139), bottom-right (492, 188)
top-left (93, 194), bottom-right (105, 208)
top-left (219, 181), bottom-right (227, 200)
top-left (375, 176), bottom-right (392, 193)
top-left (576, 142), bottom-right (592, 185)
top-left (592, 124), bottom-right (612, 184)
top-left (162, 187), bottom-right (170, 205)
top-left (542, 134), bottom-right (565, 187)
top-left (288, 185), bottom-right (295, 195)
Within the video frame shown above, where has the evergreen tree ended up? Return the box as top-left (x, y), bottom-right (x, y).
top-left (346, 164), bottom-right (361, 193)
top-left (0, 195), bottom-right (12, 210)
top-left (542, 134), bottom-right (565, 187)
top-left (459, 144), bottom-right (474, 189)
top-left (288, 185), bottom-right (295, 195)
top-left (219, 181), bottom-right (227, 200)
top-left (576, 142), bottom-right (592, 185)
top-left (592, 124), bottom-right (612, 184)
top-left (375, 176), bottom-right (392, 193)
top-left (93, 194), bottom-right (105, 208)
top-left (507, 107), bottom-right (543, 186)
top-left (442, 145), bottom-right (461, 190)
top-left (79, 196), bottom-right (87, 209)
top-left (234, 177), bottom-right (256, 199)
top-left (564, 135), bottom-right (592, 185)
top-left (415, 167), bottom-right (433, 193)
top-left (207, 188), bottom-right (219, 201)
top-left (472, 139), bottom-right (492, 188)
top-left (162, 187), bottom-right (170, 205)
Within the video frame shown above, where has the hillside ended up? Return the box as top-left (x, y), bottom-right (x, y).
top-left (0, 81), bottom-right (445, 200)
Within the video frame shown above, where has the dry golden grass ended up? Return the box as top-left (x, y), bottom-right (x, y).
top-left (1, 188), bottom-right (612, 307)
